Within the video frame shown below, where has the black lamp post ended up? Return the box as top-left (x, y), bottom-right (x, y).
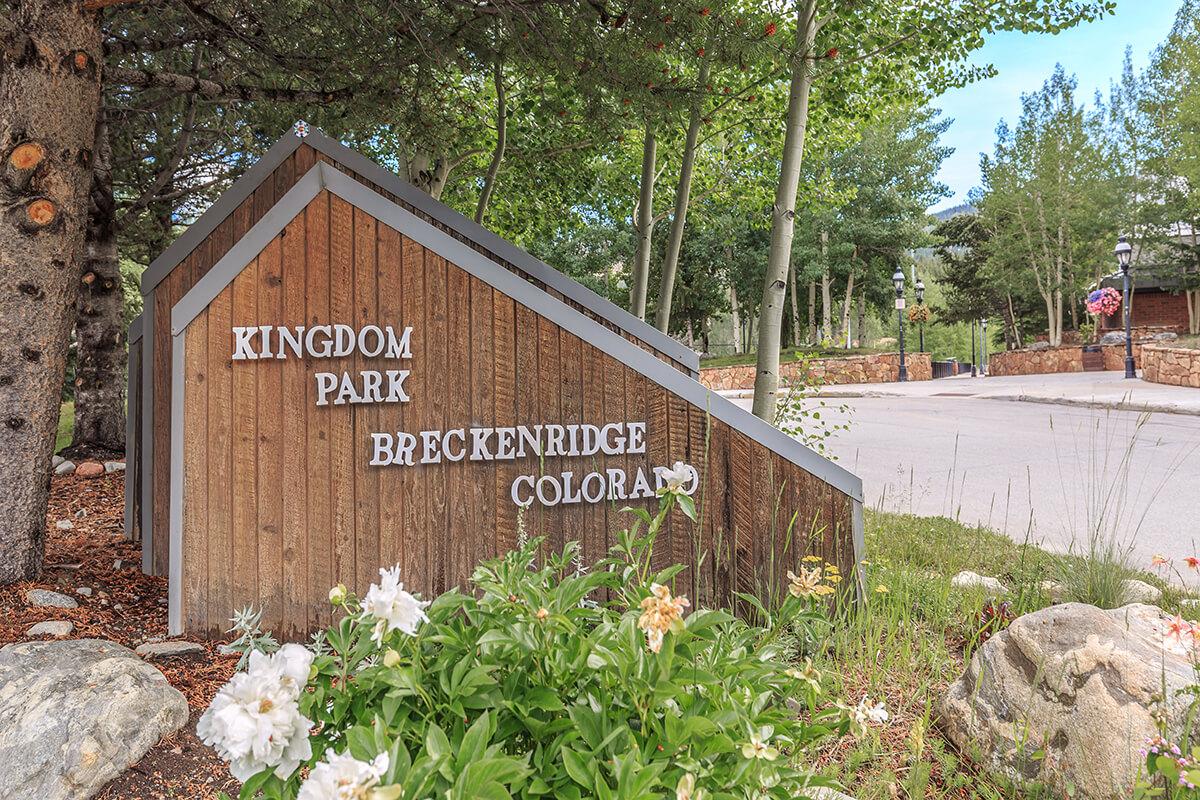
top-left (893, 267), bottom-right (907, 382)
top-left (1115, 235), bottom-right (1135, 378)
top-left (970, 319), bottom-right (977, 377)
top-left (915, 277), bottom-right (925, 353)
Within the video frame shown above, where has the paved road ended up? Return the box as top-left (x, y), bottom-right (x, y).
top-left (730, 377), bottom-right (1200, 575)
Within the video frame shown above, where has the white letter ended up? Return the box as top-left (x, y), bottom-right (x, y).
top-left (359, 325), bottom-right (385, 358)
top-left (278, 326), bottom-right (303, 359)
top-left (231, 326), bottom-right (258, 360)
top-left (511, 475), bottom-right (535, 507)
top-left (561, 471), bottom-right (582, 504)
top-left (626, 422), bottom-right (646, 454)
top-left (535, 475), bottom-right (563, 506)
top-left (395, 432), bottom-right (417, 466)
top-left (600, 422), bottom-right (625, 455)
top-left (581, 424), bottom-right (601, 456)
top-left (443, 429), bottom-right (466, 461)
top-left (314, 372), bottom-right (337, 406)
top-left (495, 427), bottom-right (515, 459)
top-left (385, 326), bottom-right (413, 358)
top-left (335, 372), bottom-right (360, 405)
top-left (420, 430), bottom-right (442, 463)
top-left (333, 324), bottom-right (355, 357)
top-left (545, 425), bottom-right (566, 457)
top-left (306, 325), bottom-right (333, 358)
top-left (384, 370), bottom-right (410, 402)
top-left (470, 427), bottom-right (494, 461)
top-left (606, 468), bottom-right (628, 500)
top-left (581, 472), bottom-right (606, 504)
top-left (361, 370), bottom-right (383, 403)
top-left (369, 433), bottom-right (395, 466)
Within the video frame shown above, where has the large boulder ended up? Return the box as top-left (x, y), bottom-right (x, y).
top-left (939, 603), bottom-right (1195, 799)
top-left (0, 639), bottom-right (189, 800)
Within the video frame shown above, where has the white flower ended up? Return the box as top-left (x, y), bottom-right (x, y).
top-left (740, 726), bottom-right (779, 761)
top-left (328, 583), bottom-right (348, 605)
top-left (298, 749), bottom-right (389, 800)
top-left (197, 645), bottom-right (314, 781)
top-left (849, 695), bottom-right (889, 732)
top-left (362, 565), bottom-right (430, 645)
top-left (659, 461), bottom-right (695, 493)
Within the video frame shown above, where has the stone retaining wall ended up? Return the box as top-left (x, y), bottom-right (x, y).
top-left (988, 344), bottom-right (1142, 377)
top-left (1142, 345), bottom-right (1200, 388)
top-left (701, 352), bottom-right (932, 391)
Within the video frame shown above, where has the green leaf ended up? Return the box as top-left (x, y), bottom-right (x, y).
top-left (562, 748), bottom-right (594, 789)
top-left (425, 724), bottom-right (452, 761)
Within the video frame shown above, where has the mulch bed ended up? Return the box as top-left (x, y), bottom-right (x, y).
top-left (0, 472), bottom-right (240, 799)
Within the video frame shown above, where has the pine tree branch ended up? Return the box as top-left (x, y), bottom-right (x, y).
top-left (106, 65), bottom-right (351, 103)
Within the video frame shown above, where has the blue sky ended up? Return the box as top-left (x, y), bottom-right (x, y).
top-left (931, 0), bottom-right (1181, 212)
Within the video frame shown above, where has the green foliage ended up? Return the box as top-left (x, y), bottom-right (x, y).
top-left (233, 495), bottom-right (849, 800)
top-left (772, 356), bottom-right (852, 460)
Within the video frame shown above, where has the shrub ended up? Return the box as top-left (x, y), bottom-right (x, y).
top-left (203, 489), bottom-right (851, 800)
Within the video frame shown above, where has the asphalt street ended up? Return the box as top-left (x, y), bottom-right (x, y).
top-left (732, 380), bottom-right (1200, 573)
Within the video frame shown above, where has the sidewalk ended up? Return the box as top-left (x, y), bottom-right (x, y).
top-left (721, 371), bottom-right (1200, 416)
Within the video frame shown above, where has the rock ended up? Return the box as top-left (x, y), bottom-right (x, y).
top-left (54, 520), bottom-right (74, 531)
top-left (54, 461), bottom-right (76, 476)
top-left (950, 570), bottom-right (1009, 596)
top-left (1040, 580), bottom-right (1067, 603)
top-left (52, 455), bottom-right (64, 468)
top-left (0, 639), bottom-right (188, 800)
top-left (1099, 331), bottom-right (1126, 345)
top-left (112, 559), bottom-right (122, 570)
top-left (74, 509), bottom-right (86, 519)
top-left (1122, 578), bottom-right (1162, 604)
top-left (75, 588), bottom-right (92, 598)
top-left (103, 461), bottom-right (125, 474)
top-left (25, 589), bottom-right (78, 609)
top-left (26, 621), bottom-right (74, 638)
top-left (939, 603), bottom-right (1197, 799)
top-left (1028, 340), bottom-right (1052, 351)
top-left (1150, 331), bottom-right (1179, 342)
top-left (75, 461), bottom-right (104, 479)
top-left (134, 641), bottom-right (205, 660)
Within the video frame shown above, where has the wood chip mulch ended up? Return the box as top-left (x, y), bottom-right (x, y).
top-left (0, 472), bottom-right (240, 799)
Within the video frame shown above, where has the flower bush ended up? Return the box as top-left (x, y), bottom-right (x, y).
top-left (906, 304), bottom-right (931, 324)
top-left (1086, 287), bottom-right (1122, 317)
top-left (203, 488), bottom-right (852, 800)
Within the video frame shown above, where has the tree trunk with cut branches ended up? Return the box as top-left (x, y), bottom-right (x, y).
top-left (0, 0), bottom-right (102, 583)
top-left (71, 107), bottom-right (125, 454)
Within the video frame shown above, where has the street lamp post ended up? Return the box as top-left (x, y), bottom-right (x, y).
top-left (893, 268), bottom-right (907, 382)
top-left (970, 318), bottom-right (977, 377)
top-left (980, 317), bottom-right (988, 376)
top-left (1115, 235), bottom-right (1135, 379)
top-left (915, 277), bottom-right (925, 353)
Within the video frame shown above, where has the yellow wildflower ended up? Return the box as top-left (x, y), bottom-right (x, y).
top-left (786, 658), bottom-right (822, 694)
top-left (787, 567), bottom-right (834, 599)
top-left (741, 728), bottom-right (779, 761)
top-left (875, 584), bottom-right (890, 594)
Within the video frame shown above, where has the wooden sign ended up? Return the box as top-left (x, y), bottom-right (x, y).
top-left (126, 125), bottom-right (864, 639)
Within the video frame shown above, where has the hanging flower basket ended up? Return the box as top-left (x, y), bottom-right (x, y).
top-left (1086, 287), bottom-right (1121, 317)
top-left (907, 304), bottom-right (931, 324)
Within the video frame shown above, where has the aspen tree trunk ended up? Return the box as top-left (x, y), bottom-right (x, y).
top-left (71, 105), bottom-right (125, 454)
top-left (820, 268), bottom-right (832, 342)
top-left (856, 285), bottom-right (866, 347)
top-left (752, 0), bottom-right (816, 421)
top-left (787, 260), bottom-right (800, 347)
top-left (630, 125), bottom-right (656, 320)
top-left (654, 61), bottom-right (709, 333)
top-left (807, 281), bottom-right (816, 343)
top-left (840, 272), bottom-right (855, 349)
top-left (474, 59), bottom-right (506, 225)
top-left (0, 0), bottom-right (102, 582)
top-left (728, 283), bottom-right (742, 354)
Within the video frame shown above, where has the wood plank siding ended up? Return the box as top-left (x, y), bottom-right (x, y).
top-left (145, 143), bottom-right (696, 575)
top-left (176, 190), bottom-right (856, 637)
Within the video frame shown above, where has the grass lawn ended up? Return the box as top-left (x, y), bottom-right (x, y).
top-left (56, 400), bottom-right (74, 453)
top-left (817, 510), bottom-right (1182, 799)
top-left (1173, 334), bottom-right (1200, 350)
top-left (700, 346), bottom-right (886, 369)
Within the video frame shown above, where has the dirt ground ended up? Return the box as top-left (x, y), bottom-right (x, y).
top-left (0, 472), bottom-right (240, 799)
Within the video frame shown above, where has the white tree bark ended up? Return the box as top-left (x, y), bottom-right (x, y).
top-left (752, 0), bottom-right (816, 420)
top-left (630, 126), bottom-right (656, 320)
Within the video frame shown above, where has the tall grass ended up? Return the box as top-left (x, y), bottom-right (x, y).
top-left (1048, 410), bottom-right (1191, 608)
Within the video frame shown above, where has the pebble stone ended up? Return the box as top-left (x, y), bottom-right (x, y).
top-left (25, 589), bottom-right (78, 609)
top-left (75, 509), bottom-right (87, 519)
top-left (75, 461), bottom-right (105, 479)
top-left (103, 461), bottom-right (126, 474)
top-left (135, 641), bottom-right (205, 660)
top-left (53, 520), bottom-right (73, 531)
top-left (25, 620), bottom-right (74, 638)
top-left (53, 461), bottom-right (76, 476)
top-left (51, 455), bottom-right (64, 468)
top-left (75, 587), bottom-right (92, 598)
